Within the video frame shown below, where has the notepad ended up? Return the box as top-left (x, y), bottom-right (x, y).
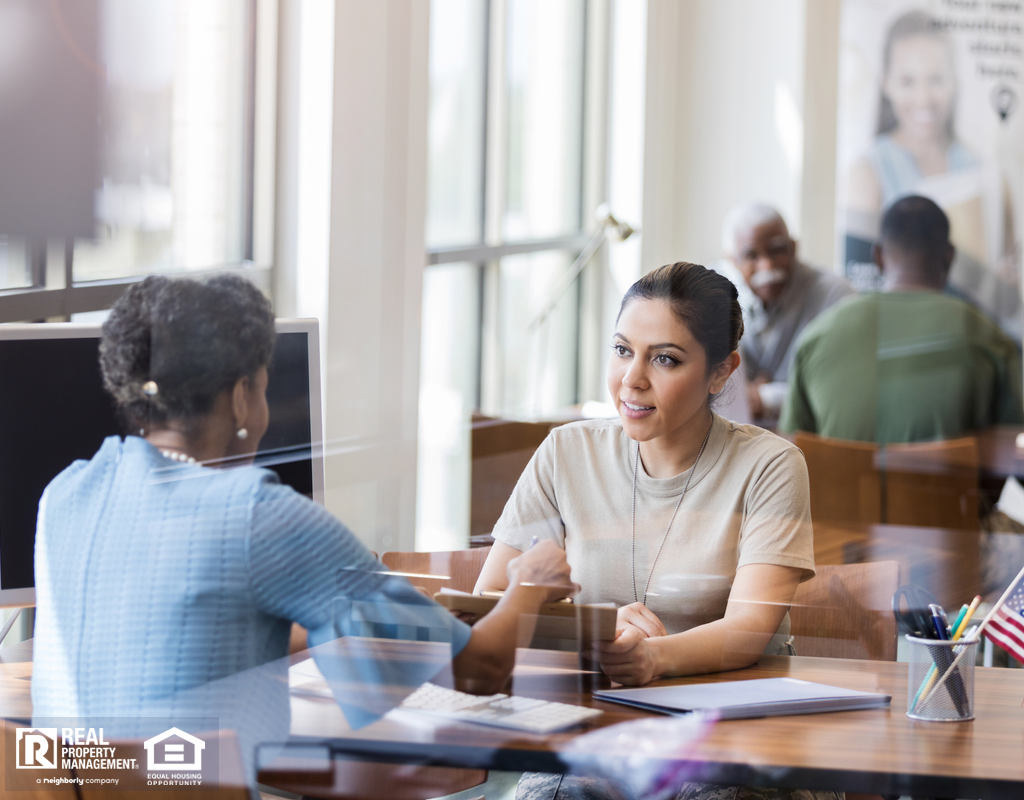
top-left (594, 678), bottom-right (890, 720)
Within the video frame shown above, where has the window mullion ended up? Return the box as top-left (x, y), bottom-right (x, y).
top-left (577, 0), bottom-right (613, 405)
top-left (479, 0), bottom-right (509, 413)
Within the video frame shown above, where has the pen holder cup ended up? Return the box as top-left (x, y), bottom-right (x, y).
top-left (905, 634), bottom-right (979, 722)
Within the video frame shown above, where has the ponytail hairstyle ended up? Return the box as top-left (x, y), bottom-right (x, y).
top-left (618, 262), bottom-right (744, 402)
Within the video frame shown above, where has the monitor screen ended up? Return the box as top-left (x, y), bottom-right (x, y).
top-left (0, 320), bottom-right (323, 602)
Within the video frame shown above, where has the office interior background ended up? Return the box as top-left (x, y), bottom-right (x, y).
top-left (0, 0), bottom-right (1018, 560)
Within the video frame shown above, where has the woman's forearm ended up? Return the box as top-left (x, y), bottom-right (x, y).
top-left (647, 564), bottom-right (802, 677)
top-left (452, 583), bottom-right (546, 693)
top-left (454, 539), bottom-right (577, 693)
top-left (648, 615), bottom-right (779, 677)
top-left (473, 540), bottom-right (519, 594)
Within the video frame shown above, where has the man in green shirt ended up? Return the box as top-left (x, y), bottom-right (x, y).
top-left (781, 196), bottom-right (1024, 445)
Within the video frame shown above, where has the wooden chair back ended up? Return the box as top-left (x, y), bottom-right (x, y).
top-left (883, 437), bottom-right (979, 530)
top-left (789, 561), bottom-right (901, 661)
top-left (381, 547), bottom-right (492, 596)
top-left (470, 416), bottom-right (561, 538)
top-left (794, 432), bottom-right (882, 526)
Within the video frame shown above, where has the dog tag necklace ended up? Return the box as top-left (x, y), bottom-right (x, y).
top-left (631, 418), bottom-right (714, 604)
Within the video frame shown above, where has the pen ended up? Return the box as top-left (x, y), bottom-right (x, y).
top-left (929, 604), bottom-right (949, 640)
top-left (530, 535), bottom-right (540, 548)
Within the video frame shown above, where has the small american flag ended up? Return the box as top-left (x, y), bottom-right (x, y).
top-left (986, 575), bottom-right (1024, 664)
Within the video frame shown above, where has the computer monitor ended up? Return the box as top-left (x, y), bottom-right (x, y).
top-left (0, 319), bottom-right (324, 607)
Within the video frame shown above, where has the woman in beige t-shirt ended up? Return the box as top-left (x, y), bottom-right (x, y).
top-left (476, 261), bottom-right (816, 686)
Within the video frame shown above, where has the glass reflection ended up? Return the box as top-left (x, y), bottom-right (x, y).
top-left (29, 275), bottom-right (577, 794)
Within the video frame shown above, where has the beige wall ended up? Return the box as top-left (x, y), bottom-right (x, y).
top-left (641, 0), bottom-right (842, 272)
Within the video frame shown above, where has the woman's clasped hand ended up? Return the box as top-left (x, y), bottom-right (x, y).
top-left (590, 602), bottom-right (669, 686)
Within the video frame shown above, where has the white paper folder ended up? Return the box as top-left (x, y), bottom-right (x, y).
top-left (594, 678), bottom-right (890, 720)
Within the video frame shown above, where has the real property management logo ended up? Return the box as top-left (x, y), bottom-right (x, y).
top-left (15, 728), bottom-right (59, 769)
top-left (14, 726), bottom-right (204, 771)
top-left (16, 727), bottom-right (138, 771)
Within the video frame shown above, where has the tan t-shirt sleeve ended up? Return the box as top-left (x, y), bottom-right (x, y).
top-left (737, 446), bottom-right (816, 581)
top-left (490, 434), bottom-right (567, 552)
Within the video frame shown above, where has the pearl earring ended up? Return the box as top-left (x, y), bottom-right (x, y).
top-left (236, 428), bottom-right (249, 440)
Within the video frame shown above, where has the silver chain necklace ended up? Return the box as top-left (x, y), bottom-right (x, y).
top-left (631, 418), bottom-right (714, 605)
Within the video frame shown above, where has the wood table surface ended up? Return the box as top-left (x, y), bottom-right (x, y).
top-left (6, 641), bottom-right (1024, 798)
top-left (285, 646), bottom-right (1024, 799)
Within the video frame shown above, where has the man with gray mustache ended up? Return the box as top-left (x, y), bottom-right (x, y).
top-left (714, 203), bottom-right (853, 420)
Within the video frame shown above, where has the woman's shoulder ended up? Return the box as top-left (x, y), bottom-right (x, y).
top-left (44, 436), bottom-right (125, 499)
top-left (545, 418), bottom-right (628, 452)
top-left (46, 436), bottom-right (284, 501)
top-left (717, 418), bottom-right (804, 468)
top-left (550, 417), bottom-right (623, 436)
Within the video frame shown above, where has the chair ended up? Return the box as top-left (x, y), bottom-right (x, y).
top-left (883, 436), bottom-right (979, 530)
top-left (380, 547), bottom-right (492, 596)
top-left (789, 561), bottom-right (901, 661)
top-left (794, 432), bottom-right (882, 527)
top-left (470, 416), bottom-right (563, 540)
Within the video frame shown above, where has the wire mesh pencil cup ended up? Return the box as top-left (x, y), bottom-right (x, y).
top-left (906, 634), bottom-right (979, 722)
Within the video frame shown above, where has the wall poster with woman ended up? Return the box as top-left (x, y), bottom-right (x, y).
top-left (838, 0), bottom-right (1024, 339)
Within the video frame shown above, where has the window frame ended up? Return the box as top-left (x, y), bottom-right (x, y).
top-left (423, 0), bottom-right (610, 415)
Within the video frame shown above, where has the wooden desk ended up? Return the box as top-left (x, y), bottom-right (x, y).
top-left (7, 642), bottom-right (1024, 798)
top-left (282, 645), bottom-right (1024, 800)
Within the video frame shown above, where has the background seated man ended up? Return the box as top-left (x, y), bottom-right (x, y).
top-left (713, 203), bottom-right (853, 420)
top-left (781, 195), bottom-right (1024, 445)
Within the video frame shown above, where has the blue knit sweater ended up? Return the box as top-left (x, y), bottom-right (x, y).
top-left (32, 436), bottom-right (469, 722)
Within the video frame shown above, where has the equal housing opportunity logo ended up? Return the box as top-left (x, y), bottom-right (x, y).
top-left (144, 727), bottom-right (205, 771)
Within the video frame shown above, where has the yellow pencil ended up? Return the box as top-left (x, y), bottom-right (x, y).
top-left (952, 595), bottom-right (981, 641)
